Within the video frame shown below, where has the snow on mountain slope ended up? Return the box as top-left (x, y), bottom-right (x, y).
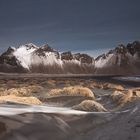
top-left (13, 43), bottom-right (38, 69)
top-left (31, 44), bottom-right (64, 67)
top-left (11, 43), bottom-right (63, 69)
top-left (95, 42), bottom-right (140, 68)
top-left (95, 41), bottom-right (140, 74)
top-left (0, 43), bottom-right (95, 73)
top-left (1, 41), bottom-right (139, 74)
top-left (95, 53), bottom-right (114, 68)
top-left (31, 52), bottom-right (63, 66)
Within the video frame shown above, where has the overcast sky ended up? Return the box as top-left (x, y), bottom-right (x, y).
top-left (0, 0), bottom-right (140, 57)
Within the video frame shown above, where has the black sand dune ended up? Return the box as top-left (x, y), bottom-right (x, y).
top-left (0, 100), bottom-right (140, 140)
top-left (0, 74), bottom-right (140, 140)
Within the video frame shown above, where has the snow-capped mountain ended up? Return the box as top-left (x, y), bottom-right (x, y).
top-left (95, 41), bottom-right (140, 75)
top-left (0, 43), bottom-right (95, 73)
top-left (0, 41), bottom-right (140, 74)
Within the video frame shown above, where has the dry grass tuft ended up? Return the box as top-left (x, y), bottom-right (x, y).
top-left (103, 83), bottom-right (124, 91)
top-left (0, 95), bottom-right (42, 105)
top-left (117, 90), bottom-right (134, 107)
top-left (0, 88), bottom-right (7, 96)
top-left (132, 89), bottom-right (140, 97)
top-left (72, 100), bottom-right (107, 112)
top-left (47, 86), bottom-right (95, 99)
top-left (1, 85), bottom-right (44, 97)
top-left (111, 90), bottom-right (125, 101)
top-left (27, 85), bottom-right (44, 93)
top-left (7, 88), bottom-right (31, 97)
top-left (56, 80), bottom-right (78, 86)
top-left (111, 89), bottom-right (140, 111)
top-left (88, 82), bottom-right (103, 89)
top-left (117, 89), bottom-right (140, 107)
top-left (135, 91), bottom-right (140, 97)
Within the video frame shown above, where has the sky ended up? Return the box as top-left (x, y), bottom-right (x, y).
top-left (0, 0), bottom-right (140, 57)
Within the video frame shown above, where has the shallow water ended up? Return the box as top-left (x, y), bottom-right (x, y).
top-left (115, 76), bottom-right (140, 82)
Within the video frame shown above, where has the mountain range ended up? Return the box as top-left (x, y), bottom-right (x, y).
top-left (95, 41), bottom-right (140, 75)
top-left (0, 41), bottom-right (140, 75)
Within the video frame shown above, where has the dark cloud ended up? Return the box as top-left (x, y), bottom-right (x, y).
top-left (0, 0), bottom-right (140, 56)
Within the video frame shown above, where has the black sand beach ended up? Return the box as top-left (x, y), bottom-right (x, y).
top-left (0, 74), bottom-right (140, 140)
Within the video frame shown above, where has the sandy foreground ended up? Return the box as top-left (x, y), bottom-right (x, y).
top-left (0, 74), bottom-right (140, 140)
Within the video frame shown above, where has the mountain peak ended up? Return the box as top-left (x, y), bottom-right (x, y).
top-left (61, 51), bottom-right (73, 60)
top-left (7, 46), bottom-right (16, 52)
top-left (0, 40), bottom-right (140, 74)
top-left (17, 43), bottom-right (38, 50)
top-left (74, 53), bottom-right (94, 64)
top-left (1, 46), bottom-right (16, 56)
top-left (95, 41), bottom-right (140, 74)
top-left (114, 44), bottom-right (127, 54)
top-left (40, 44), bottom-right (57, 52)
top-left (33, 44), bottom-right (59, 57)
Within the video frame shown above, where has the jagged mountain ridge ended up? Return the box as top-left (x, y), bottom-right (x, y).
top-left (95, 41), bottom-right (140, 74)
top-left (0, 43), bottom-right (95, 73)
top-left (0, 41), bottom-right (140, 74)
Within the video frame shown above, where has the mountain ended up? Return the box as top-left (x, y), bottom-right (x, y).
top-left (0, 41), bottom-right (140, 74)
top-left (0, 43), bottom-right (95, 74)
top-left (95, 41), bottom-right (140, 75)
